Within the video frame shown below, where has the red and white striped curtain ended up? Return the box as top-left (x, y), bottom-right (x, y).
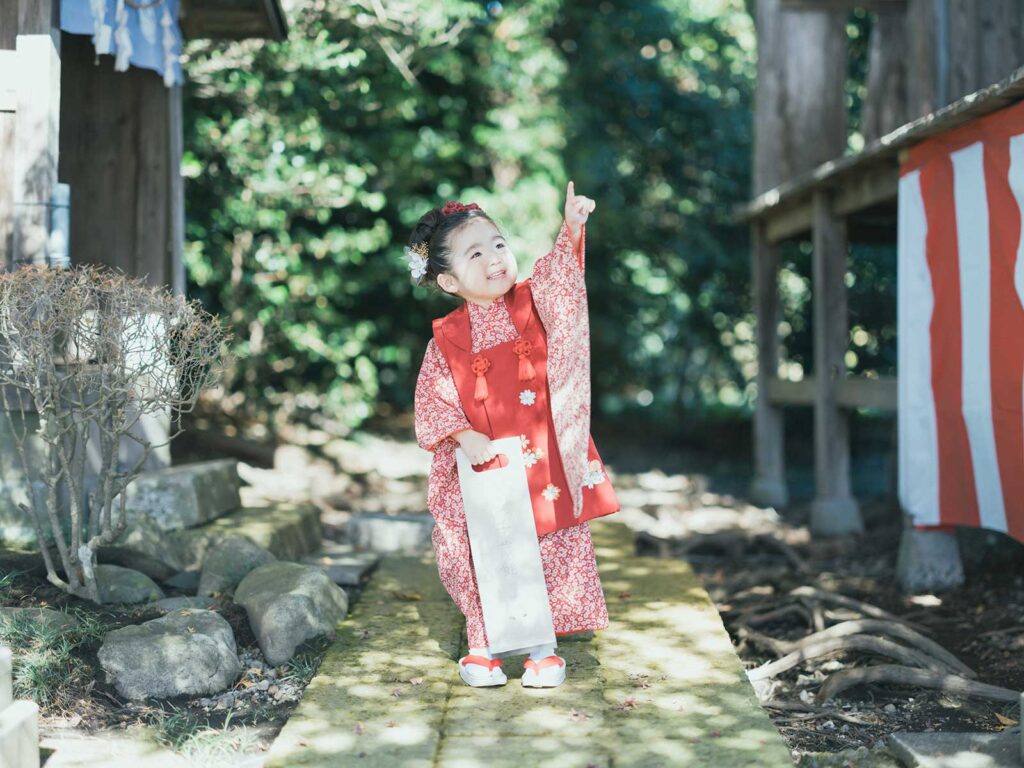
top-left (898, 100), bottom-right (1024, 541)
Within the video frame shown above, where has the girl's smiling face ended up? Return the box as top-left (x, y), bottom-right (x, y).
top-left (437, 218), bottom-right (517, 306)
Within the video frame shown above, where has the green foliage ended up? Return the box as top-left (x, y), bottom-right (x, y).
top-left (183, 0), bottom-right (874, 433)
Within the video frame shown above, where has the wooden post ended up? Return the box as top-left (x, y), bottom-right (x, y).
top-left (750, 221), bottom-right (789, 508)
top-left (810, 191), bottom-right (862, 535)
top-left (0, 646), bottom-right (40, 768)
top-left (11, 0), bottom-right (60, 266)
top-left (168, 85), bottom-right (185, 297)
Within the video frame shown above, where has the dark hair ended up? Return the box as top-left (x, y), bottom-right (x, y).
top-left (408, 207), bottom-right (497, 293)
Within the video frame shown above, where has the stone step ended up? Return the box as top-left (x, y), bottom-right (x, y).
top-left (266, 520), bottom-right (792, 767)
top-left (168, 502), bottom-right (322, 570)
top-left (124, 459), bottom-right (241, 532)
top-left (301, 542), bottom-right (380, 587)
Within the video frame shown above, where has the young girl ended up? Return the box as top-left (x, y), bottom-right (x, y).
top-left (411, 182), bottom-right (619, 688)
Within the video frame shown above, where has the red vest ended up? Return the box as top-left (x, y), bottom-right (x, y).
top-left (432, 279), bottom-right (619, 536)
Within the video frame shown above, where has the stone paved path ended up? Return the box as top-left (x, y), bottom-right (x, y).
top-left (265, 520), bottom-right (794, 767)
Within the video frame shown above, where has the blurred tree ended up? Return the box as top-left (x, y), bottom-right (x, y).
top-left (182, 0), bottom-right (882, 441)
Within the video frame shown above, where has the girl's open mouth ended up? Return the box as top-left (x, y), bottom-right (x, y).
top-left (487, 270), bottom-right (506, 280)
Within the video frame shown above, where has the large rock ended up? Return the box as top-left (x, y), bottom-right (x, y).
top-left (234, 562), bottom-right (349, 665)
top-left (98, 608), bottom-right (241, 700)
top-left (167, 502), bottom-right (322, 568)
top-left (346, 512), bottom-right (434, 554)
top-left (98, 513), bottom-right (183, 580)
top-left (123, 459), bottom-right (241, 532)
top-left (197, 535), bottom-right (276, 597)
top-left (95, 564), bottom-right (165, 604)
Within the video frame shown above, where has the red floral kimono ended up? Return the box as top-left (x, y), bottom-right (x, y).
top-left (414, 220), bottom-right (614, 649)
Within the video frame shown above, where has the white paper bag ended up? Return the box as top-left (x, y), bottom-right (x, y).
top-left (455, 436), bottom-right (556, 655)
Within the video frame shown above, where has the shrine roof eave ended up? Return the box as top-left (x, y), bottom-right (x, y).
top-left (179, 0), bottom-right (288, 42)
top-left (735, 63), bottom-right (1024, 225)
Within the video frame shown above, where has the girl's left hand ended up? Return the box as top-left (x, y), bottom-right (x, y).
top-left (564, 180), bottom-right (595, 234)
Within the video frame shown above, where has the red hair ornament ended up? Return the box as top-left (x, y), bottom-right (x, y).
top-left (441, 201), bottom-right (482, 216)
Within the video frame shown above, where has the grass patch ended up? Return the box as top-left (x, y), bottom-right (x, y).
top-left (0, 607), bottom-right (109, 712)
top-left (279, 634), bottom-right (332, 687)
top-left (145, 703), bottom-right (262, 763)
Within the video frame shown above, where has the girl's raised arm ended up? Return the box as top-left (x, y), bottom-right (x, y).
top-left (414, 339), bottom-right (473, 452)
top-left (529, 181), bottom-right (593, 332)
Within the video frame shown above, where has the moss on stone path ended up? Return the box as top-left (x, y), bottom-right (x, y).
top-left (265, 520), bottom-right (794, 767)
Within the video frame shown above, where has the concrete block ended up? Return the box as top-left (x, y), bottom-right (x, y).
top-left (888, 729), bottom-right (1020, 767)
top-left (123, 459), bottom-right (241, 531)
top-left (0, 700), bottom-right (40, 768)
top-left (897, 528), bottom-right (965, 593)
top-left (346, 512), bottom-right (434, 554)
top-left (810, 495), bottom-right (864, 536)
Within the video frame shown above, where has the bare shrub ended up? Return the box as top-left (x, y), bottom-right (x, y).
top-left (0, 265), bottom-right (226, 602)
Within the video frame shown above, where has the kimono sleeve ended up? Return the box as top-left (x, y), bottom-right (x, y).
top-left (529, 218), bottom-right (587, 336)
top-left (414, 338), bottom-right (472, 452)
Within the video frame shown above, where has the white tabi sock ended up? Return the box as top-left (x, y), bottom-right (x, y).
top-left (468, 646), bottom-right (492, 659)
top-left (528, 643), bottom-right (556, 661)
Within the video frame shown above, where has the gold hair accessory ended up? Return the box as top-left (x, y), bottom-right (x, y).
top-left (404, 241), bottom-right (429, 283)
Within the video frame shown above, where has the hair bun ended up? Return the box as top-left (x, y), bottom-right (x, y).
top-left (410, 209), bottom-right (443, 246)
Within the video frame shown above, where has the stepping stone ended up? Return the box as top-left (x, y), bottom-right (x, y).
top-left (889, 730), bottom-right (1021, 767)
top-left (302, 542), bottom-right (379, 586)
top-left (264, 521), bottom-right (793, 767)
top-left (123, 459), bottom-right (241, 532)
top-left (346, 512), bottom-right (434, 554)
top-left (265, 555), bottom-right (464, 767)
top-left (591, 521), bottom-right (792, 766)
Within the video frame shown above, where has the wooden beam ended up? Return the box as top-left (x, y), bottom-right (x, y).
top-left (832, 160), bottom-right (899, 216)
top-left (810, 190), bottom-right (863, 534)
top-left (766, 377), bottom-right (815, 406)
top-left (179, 0), bottom-right (288, 41)
top-left (765, 201), bottom-right (813, 243)
top-left (750, 222), bottom-right (789, 508)
top-left (837, 376), bottom-right (897, 410)
top-left (782, 0), bottom-right (906, 9)
top-left (736, 65), bottom-right (1024, 226)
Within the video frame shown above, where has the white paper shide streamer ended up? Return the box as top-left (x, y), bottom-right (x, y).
top-left (113, 0), bottom-right (133, 72)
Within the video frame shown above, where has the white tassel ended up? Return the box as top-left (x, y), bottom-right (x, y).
top-left (139, 5), bottom-right (157, 44)
top-left (161, 5), bottom-right (177, 87)
top-left (90, 0), bottom-right (112, 55)
top-left (114, 0), bottom-right (132, 72)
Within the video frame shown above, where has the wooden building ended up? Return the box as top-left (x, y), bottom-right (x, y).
top-left (0, 0), bottom-right (286, 283)
top-left (0, 0), bottom-right (285, 544)
top-left (741, 0), bottom-right (1024, 539)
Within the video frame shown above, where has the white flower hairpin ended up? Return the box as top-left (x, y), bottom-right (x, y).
top-left (404, 241), bottom-right (429, 284)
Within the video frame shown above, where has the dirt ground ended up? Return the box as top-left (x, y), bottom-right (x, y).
top-left (2, 413), bottom-right (1022, 762)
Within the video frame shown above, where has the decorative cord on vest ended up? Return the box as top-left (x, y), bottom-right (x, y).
top-left (513, 338), bottom-right (536, 381)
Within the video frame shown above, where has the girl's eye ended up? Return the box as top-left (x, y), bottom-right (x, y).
top-left (471, 252), bottom-right (480, 259)
top-left (496, 243), bottom-right (504, 249)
